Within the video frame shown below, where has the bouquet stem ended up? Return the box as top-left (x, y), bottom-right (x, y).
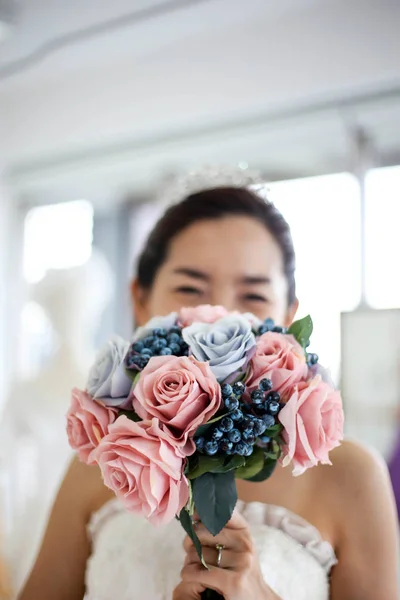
top-left (201, 590), bottom-right (224, 599)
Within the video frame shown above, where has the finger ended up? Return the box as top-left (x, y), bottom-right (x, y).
top-left (193, 525), bottom-right (237, 550)
top-left (224, 509), bottom-right (249, 531)
top-left (172, 581), bottom-right (205, 600)
top-left (181, 563), bottom-right (232, 597)
top-left (194, 523), bottom-right (253, 553)
top-left (191, 512), bottom-right (201, 528)
top-left (183, 536), bottom-right (194, 553)
top-left (192, 510), bottom-right (247, 531)
top-left (185, 544), bottom-right (244, 570)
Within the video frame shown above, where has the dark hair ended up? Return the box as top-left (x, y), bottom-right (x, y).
top-left (137, 187), bottom-right (296, 305)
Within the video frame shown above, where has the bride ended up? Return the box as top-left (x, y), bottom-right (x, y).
top-left (18, 172), bottom-right (398, 599)
top-left (0, 557), bottom-right (12, 600)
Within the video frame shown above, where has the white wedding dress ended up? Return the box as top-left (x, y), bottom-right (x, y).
top-left (85, 499), bottom-right (336, 600)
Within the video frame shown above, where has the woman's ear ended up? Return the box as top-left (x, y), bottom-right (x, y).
top-left (284, 298), bottom-right (299, 328)
top-left (130, 279), bottom-right (150, 326)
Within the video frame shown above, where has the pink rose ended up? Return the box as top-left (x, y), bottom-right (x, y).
top-left (179, 304), bottom-right (230, 327)
top-left (132, 355), bottom-right (221, 456)
top-left (278, 375), bottom-right (344, 476)
top-left (95, 416), bottom-right (189, 526)
top-left (66, 388), bottom-right (117, 465)
top-left (247, 332), bottom-right (308, 397)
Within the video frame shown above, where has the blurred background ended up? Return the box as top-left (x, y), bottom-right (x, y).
top-left (0, 0), bottom-right (400, 592)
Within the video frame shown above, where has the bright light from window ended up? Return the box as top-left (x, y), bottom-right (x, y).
top-left (18, 301), bottom-right (55, 379)
top-left (365, 166), bottom-right (400, 309)
top-left (23, 200), bottom-right (93, 283)
top-left (267, 173), bottom-right (361, 382)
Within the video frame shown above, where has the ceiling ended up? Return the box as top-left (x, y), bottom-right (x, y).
top-left (0, 0), bottom-right (14, 41)
top-left (0, 0), bottom-right (400, 205)
top-left (0, 0), bottom-right (323, 78)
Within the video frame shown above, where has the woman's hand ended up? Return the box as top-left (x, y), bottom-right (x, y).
top-left (172, 581), bottom-right (204, 599)
top-left (176, 510), bottom-right (280, 600)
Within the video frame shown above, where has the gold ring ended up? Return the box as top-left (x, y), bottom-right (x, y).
top-left (215, 543), bottom-right (225, 567)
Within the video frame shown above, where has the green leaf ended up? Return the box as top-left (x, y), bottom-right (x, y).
top-left (288, 315), bottom-right (313, 349)
top-left (118, 410), bottom-right (141, 422)
top-left (264, 451), bottom-right (277, 460)
top-left (187, 479), bottom-right (195, 516)
top-left (265, 423), bottom-right (284, 438)
top-left (178, 508), bottom-right (208, 569)
top-left (235, 446), bottom-right (265, 480)
top-left (193, 471), bottom-right (237, 536)
top-left (185, 453), bottom-right (198, 476)
top-left (263, 440), bottom-right (282, 462)
top-left (271, 439), bottom-right (282, 457)
top-left (187, 455), bottom-right (224, 480)
top-left (220, 454), bottom-right (246, 472)
top-left (124, 366), bottom-right (140, 383)
top-left (187, 454), bottom-right (245, 480)
top-left (245, 457), bottom-right (277, 482)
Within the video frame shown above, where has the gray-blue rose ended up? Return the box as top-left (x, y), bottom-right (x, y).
top-left (182, 315), bottom-right (256, 382)
top-left (132, 312), bottom-right (178, 342)
top-left (87, 336), bottom-right (132, 407)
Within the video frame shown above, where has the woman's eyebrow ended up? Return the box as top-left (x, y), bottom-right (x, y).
top-left (172, 267), bottom-right (210, 282)
top-left (241, 275), bottom-right (271, 285)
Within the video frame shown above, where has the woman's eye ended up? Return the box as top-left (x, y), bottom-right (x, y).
top-left (175, 286), bottom-right (203, 296)
top-left (243, 294), bottom-right (269, 304)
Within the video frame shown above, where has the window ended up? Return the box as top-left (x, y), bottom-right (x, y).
top-left (267, 173), bottom-right (361, 383)
top-left (20, 200), bottom-right (94, 377)
top-left (23, 200), bottom-right (93, 284)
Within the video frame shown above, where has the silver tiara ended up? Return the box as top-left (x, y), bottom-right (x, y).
top-left (156, 165), bottom-right (268, 207)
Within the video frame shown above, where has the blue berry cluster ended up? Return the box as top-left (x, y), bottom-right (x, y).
top-left (195, 379), bottom-right (283, 458)
top-left (257, 317), bottom-right (288, 336)
top-left (125, 326), bottom-right (189, 371)
top-left (306, 353), bottom-right (319, 367)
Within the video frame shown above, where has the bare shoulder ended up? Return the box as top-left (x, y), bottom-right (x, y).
top-left (319, 439), bottom-right (397, 545)
top-left (319, 439), bottom-right (399, 599)
top-left (324, 438), bottom-right (390, 495)
top-left (322, 445), bottom-right (399, 599)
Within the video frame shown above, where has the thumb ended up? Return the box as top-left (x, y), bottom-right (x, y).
top-left (173, 581), bottom-right (204, 599)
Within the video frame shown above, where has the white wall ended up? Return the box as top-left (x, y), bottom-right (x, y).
top-left (341, 309), bottom-right (400, 458)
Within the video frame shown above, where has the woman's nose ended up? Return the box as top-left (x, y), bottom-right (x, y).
top-left (209, 288), bottom-right (236, 311)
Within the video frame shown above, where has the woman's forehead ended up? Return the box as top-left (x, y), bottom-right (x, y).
top-left (165, 216), bottom-right (284, 277)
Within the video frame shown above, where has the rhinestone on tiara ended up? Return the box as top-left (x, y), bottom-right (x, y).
top-left (156, 164), bottom-right (268, 208)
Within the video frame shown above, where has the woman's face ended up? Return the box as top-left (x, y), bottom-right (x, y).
top-left (133, 216), bottom-right (298, 327)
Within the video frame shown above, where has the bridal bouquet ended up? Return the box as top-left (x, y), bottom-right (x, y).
top-left (66, 305), bottom-right (343, 595)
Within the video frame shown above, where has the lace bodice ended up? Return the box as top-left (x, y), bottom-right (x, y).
top-left (85, 499), bottom-right (336, 600)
